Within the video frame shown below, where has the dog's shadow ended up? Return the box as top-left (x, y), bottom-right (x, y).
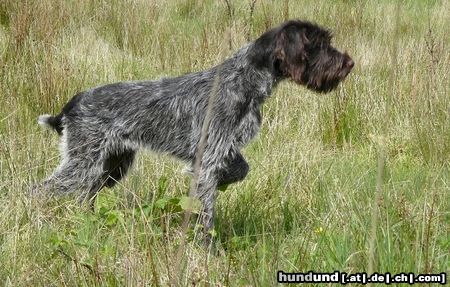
top-left (213, 188), bottom-right (299, 251)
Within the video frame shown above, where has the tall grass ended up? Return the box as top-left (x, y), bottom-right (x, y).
top-left (0, 0), bottom-right (448, 285)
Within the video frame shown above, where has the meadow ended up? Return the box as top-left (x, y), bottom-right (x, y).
top-left (0, 0), bottom-right (448, 286)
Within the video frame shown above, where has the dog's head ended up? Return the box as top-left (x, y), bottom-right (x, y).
top-left (250, 20), bottom-right (354, 93)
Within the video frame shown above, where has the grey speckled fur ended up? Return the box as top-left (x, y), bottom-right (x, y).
top-left (36, 20), bottom-right (354, 236)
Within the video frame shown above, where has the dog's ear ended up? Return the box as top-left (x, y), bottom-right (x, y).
top-left (271, 31), bottom-right (287, 78)
top-left (272, 26), bottom-right (309, 83)
top-left (250, 20), bottom-right (310, 82)
top-left (273, 32), bottom-right (287, 63)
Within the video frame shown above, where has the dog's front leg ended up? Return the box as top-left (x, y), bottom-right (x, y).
top-left (195, 168), bottom-right (218, 247)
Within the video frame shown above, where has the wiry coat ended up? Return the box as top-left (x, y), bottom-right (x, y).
top-left (37, 20), bottom-right (354, 237)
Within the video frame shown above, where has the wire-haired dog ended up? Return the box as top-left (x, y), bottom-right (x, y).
top-left (36, 20), bottom-right (354, 239)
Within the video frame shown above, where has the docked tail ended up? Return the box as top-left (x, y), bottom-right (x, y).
top-left (38, 114), bottom-right (63, 135)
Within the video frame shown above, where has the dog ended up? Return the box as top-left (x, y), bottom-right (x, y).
top-left (36, 20), bottom-right (354, 240)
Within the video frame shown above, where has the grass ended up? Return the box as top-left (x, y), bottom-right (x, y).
top-left (0, 0), bottom-right (449, 286)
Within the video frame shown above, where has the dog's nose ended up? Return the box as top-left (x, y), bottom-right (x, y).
top-left (346, 59), bottom-right (354, 69)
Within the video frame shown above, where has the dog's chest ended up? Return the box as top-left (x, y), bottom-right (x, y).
top-left (234, 99), bottom-right (262, 147)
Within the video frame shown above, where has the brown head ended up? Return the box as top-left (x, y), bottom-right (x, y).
top-left (249, 20), bottom-right (354, 93)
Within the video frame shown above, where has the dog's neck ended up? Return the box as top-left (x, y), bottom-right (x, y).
top-left (223, 43), bottom-right (277, 100)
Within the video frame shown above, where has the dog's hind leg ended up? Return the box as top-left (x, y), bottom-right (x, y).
top-left (42, 154), bottom-right (107, 202)
top-left (37, 130), bottom-right (111, 206)
top-left (102, 149), bottom-right (136, 188)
